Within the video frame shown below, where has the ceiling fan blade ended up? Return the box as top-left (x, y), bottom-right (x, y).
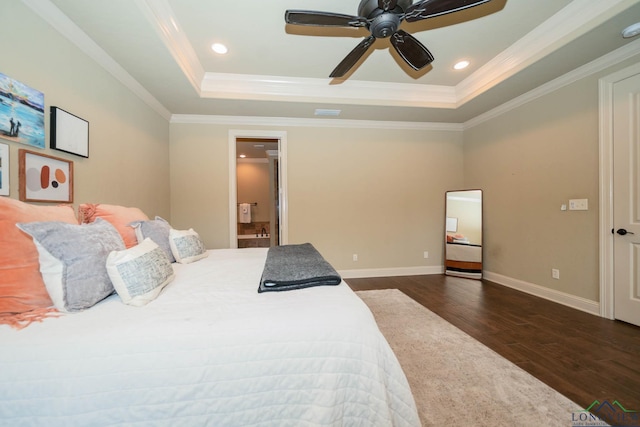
top-left (390, 30), bottom-right (434, 71)
top-left (404, 0), bottom-right (492, 22)
top-left (378, 0), bottom-right (398, 12)
top-left (330, 36), bottom-right (376, 78)
top-left (285, 10), bottom-right (368, 27)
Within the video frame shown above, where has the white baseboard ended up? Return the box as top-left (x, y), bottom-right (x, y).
top-left (340, 267), bottom-right (601, 317)
top-left (483, 271), bottom-right (601, 316)
top-left (339, 265), bottom-right (444, 279)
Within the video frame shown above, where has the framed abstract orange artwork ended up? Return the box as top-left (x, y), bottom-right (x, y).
top-left (19, 149), bottom-right (73, 203)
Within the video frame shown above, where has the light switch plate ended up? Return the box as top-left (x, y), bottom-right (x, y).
top-left (569, 199), bottom-right (588, 211)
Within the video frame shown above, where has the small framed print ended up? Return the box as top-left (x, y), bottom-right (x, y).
top-left (51, 106), bottom-right (89, 158)
top-left (446, 217), bottom-right (458, 233)
top-left (0, 142), bottom-right (8, 196)
top-left (19, 149), bottom-right (73, 203)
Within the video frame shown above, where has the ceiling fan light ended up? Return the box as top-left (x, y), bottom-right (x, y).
top-left (211, 43), bottom-right (228, 54)
top-left (454, 60), bottom-right (470, 70)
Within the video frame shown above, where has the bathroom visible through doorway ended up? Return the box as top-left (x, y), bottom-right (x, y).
top-left (228, 130), bottom-right (288, 249)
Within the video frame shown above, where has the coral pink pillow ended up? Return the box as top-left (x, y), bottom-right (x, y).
top-left (0, 197), bottom-right (77, 328)
top-left (78, 204), bottom-right (149, 248)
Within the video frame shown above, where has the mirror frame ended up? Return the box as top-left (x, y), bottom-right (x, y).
top-left (444, 189), bottom-right (483, 279)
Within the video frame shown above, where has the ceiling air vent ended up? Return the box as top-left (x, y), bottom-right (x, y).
top-left (314, 109), bottom-right (341, 117)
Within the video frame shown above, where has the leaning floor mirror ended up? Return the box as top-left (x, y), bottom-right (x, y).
top-left (445, 189), bottom-right (483, 279)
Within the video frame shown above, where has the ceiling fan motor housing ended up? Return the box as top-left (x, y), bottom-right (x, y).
top-left (358, 0), bottom-right (413, 38)
top-left (370, 13), bottom-right (401, 38)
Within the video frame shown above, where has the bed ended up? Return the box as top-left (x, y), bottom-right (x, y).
top-left (444, 242), bottom-right (483, 279)
top-left (0, 237), bottom-right (420, 426)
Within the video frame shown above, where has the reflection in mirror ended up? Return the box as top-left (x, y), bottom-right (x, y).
top-left (445, 190), bottom-right (482, 279)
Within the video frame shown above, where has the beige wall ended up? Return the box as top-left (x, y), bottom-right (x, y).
top-left (465, 80), bottom-right (599, 300)
top-left (463, 57), bottom-right (640, 302)
top-left (170, 123), bottom-right (463, 269)
top-left (0, 2), bottom-right (170, 219)
top-left (169, 123), bottom-right (230, 248)
top-left (464, 58), bottom-right (638, 301)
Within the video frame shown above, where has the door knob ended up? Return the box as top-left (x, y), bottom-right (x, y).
top-left (616, 228), bottom-right (635, 235)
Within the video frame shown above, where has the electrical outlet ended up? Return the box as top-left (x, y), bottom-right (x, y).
top-left (352, 254), bottom-right (358, 262)
top-left (423, 251), bottom-right (429, 259)
top-left (552, 269), bottom-right (560, 280)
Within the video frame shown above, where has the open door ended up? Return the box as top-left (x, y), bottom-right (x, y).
top-left (228, 130), bottom-right (288, 249)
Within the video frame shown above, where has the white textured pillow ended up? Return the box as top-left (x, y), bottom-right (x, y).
top-left (15, 218), bottom-right (125, 313)
top-left (106, 238), bottom-right (175, 307)
top-left (169, 228), bottom-right (208, 264)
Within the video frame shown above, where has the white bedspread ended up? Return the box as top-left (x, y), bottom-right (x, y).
top-left (0, 248), bottom-right (419, 427)
top-left (446, 243), bottom-right (482, 262)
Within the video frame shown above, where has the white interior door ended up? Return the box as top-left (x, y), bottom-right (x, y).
top-left (613, 71), bottom-right (640, 327)
top-left (228, 130), bottom-right (288, 248)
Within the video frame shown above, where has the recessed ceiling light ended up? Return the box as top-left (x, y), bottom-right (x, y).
top-left (622, 22), bottom-right (640, 39)
top-left (211, 43), bottom-right (228, 54)
top-left (239, 154), bottom-right (246, 158)
top-left (453, 60), bottom-right (470, 70)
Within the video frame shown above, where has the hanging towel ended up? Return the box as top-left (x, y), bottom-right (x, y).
top-left (239, 203), bottom-right (251, 223)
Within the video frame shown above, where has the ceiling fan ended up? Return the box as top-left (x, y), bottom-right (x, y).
top-left (285, 0), bottom-right (492, 78)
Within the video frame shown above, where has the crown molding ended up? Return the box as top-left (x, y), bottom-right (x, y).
top-left (456, 0), bottom-right (637, 105)
top-left (135, 0), bottom-right (204, 94)
top-left (174, 38), bottom-right (640, 131)
top-left (165, 0), bottom-right (633, 109)
top-left (170, 114), bottom-right (464, 131)
top-left (464, 39), bottom-right (640, 130)
top-left (201, 73), bottom-right (457, 108)
top-left (21, 0), bottom-right (172, 121)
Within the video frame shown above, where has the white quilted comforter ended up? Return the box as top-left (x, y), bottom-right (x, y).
top-left (0, 248), bottom-right (420, 426)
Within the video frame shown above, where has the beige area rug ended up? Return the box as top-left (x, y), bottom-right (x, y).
top-left (356, 289), bottom-right (586, 427)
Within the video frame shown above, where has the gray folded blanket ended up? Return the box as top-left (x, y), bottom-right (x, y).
top-left (258, 243), bottom-right (342, 293)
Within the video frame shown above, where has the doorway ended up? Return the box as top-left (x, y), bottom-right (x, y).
top-left (600, 62), bottom-right (640, 327)
top-left (228, 130), bottom-right (288, 249)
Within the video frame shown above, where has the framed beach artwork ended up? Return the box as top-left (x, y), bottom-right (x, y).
top-left (19, 149), bottom-right (73, 203)
top-left (0, 72), bottom-right (45, 149)
top-left (0, 142), bottom-right (8, 196)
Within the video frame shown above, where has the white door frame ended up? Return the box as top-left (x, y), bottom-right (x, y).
top-left (598, 61), bottom-right (640, 320)
top-left (228, 129), bottom-right (288, 248)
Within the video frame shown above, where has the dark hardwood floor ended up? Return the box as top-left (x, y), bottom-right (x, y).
top-left (347, 274), bottom-right (640, 423)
